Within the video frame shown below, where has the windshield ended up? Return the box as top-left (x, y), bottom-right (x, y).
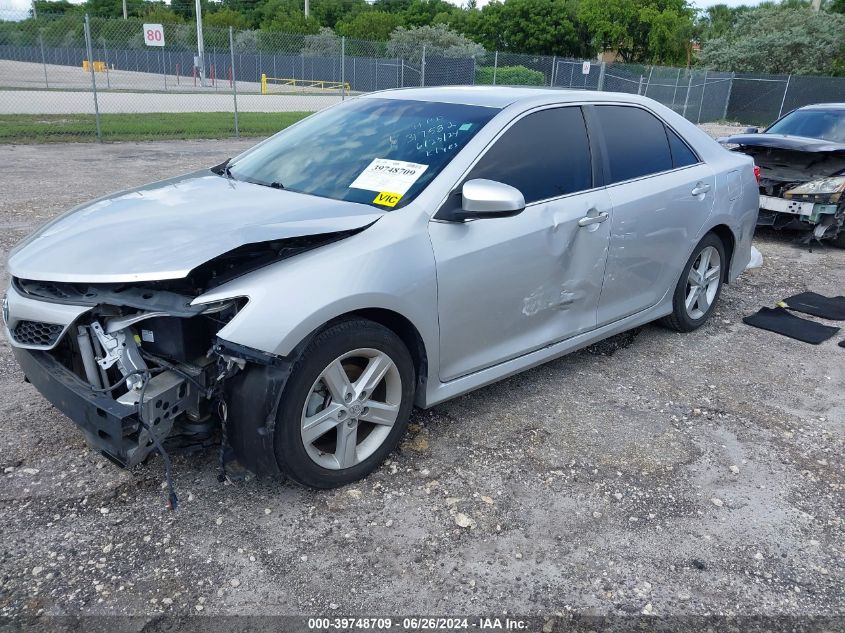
top-left (766, 109), bottom-right (845, 143)
top-left (228, 98), bottom-right (499, 209)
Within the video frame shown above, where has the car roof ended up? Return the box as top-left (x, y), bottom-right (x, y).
top-left (797, 103), bottom-right (845, 111)
top-left (361, 86), bottom-right (660, 109)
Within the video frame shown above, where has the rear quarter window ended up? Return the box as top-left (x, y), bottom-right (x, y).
top-left (665, 126), bottom-right (699, 168)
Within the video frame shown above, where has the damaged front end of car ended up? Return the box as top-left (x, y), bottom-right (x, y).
top-left (717, 134), bottom-right (845, 242)
top-left (3, 229), bottom-right (366, 487)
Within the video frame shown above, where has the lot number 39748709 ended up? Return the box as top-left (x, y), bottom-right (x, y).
top-left (143, 23), bottom-right (165, 47)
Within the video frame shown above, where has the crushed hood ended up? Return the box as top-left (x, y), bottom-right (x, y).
top-left (718, 133), bottom-right (845, 154)
top-left (9, 171), bottom-right (384, 283)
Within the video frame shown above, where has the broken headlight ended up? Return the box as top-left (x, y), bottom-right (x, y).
top-left (784, 176), bottom-right (845, 204)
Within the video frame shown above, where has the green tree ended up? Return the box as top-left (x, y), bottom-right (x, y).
top-left (468, 0), bottom-right (592, 57)
top-left (258, 0), bottom-right (320, 32)
top-left (302, 25), bottom-right (340, 54)
top-left (577, 0), bottom-right (694, 64)
top-left (336, 10), bottom-right (403, 40)
top-left (170, 0), bottom-right (199, 21)
top-left (83, 0), bottom-right (146, 18)
top-left (402, 0), bottom-right (459, 26)
top-left (387, 23), bottom-right (483, 61)
top-left (696, 3), bottom-right (745, 42)
top-left (371, 0), bottom-right (414, 14)
top-left (700, 5), bottom-right (845, 75)
top-left (205, 7), bottom-right (249, 28)
top-left (32, 0), bottom-right (79, 16)
top-left (310, 0), bottom-right (369, 28)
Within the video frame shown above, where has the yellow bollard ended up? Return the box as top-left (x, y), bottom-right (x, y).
top-left (261, 73), bottom-right (267, 95)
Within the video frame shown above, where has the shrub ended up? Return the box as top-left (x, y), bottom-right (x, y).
top-left (475, 64), bottom-right (544, 86)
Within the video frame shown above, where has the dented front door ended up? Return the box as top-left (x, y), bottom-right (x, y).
top-left (430, 188), bottom-right (613, 382)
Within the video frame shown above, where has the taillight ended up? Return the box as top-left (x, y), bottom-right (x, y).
top-left (753, 165), bottom-right (761, 184)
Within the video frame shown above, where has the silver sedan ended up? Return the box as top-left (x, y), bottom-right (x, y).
top-left (4, 87), bottom-right (759, 489)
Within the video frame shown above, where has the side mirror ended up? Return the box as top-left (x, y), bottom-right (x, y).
top-left (743, 127), bottom-right (759, 134)
top-left (441, 179), bottom-right (525, 222)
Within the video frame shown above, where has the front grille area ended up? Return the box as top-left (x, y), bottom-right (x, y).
top-left (13, 320), bottom-right (64, 347)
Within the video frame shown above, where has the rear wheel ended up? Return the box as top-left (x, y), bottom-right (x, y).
top-left (274, 318), bottom-right (415, 488)
top-left (830, 227), bottom-right (845, 249)
top-left (661, 232), bottom-right (726, 332)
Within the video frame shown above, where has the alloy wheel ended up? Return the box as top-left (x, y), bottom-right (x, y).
top-left (684, 245), bottom-right (721, 320)
top-left (300, 348), bottom-right (402, 470)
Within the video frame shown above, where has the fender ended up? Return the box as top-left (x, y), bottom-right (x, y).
top-left (194, 210), bottom-right (441, 390)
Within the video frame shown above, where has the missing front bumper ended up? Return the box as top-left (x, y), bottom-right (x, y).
top-left (13, 346), bottom-right (157, 468)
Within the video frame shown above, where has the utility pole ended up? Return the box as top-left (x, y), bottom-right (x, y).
top-left (304, 0), bottom-right (310, 18)
top-left (810, 0), bottom-right (821, 10)
top-left (122, 0), bottom-right (127, 19)
top-left (32, 0), bottom-right (37, 18)
top-left (195, 0), bottom-right (206, 86)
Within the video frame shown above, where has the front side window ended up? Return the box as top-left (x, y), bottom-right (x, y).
top-left (228, 98), bottom-right (499, 209)
top-left (465, 107), bottom-right (593, 204)
top-left (595, 105), bottom-right (673, 184)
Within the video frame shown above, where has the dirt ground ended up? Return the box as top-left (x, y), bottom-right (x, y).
top-left (0, 136), bottom-right (843, 626)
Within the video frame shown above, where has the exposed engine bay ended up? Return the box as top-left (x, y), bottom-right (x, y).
top-left (5, 231), bottom-right (367, 504)
top-left (13, 277), bottom-right (240, 467)
top-left (718, 134), bottom-right (845, 245)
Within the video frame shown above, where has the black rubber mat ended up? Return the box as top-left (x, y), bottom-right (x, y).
top-left (781, 292), bottom-right (845, 321)
top-left (743, 307), bottom-right (840, 345)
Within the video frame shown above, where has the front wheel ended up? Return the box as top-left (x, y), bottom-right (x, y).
top-left (274, 318), bottom-right (415, 489)
top-left (661, 233), bottom-right (726, 332)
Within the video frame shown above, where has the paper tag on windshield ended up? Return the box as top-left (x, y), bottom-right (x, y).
top-left (350, 159), bottom-right (428, 196)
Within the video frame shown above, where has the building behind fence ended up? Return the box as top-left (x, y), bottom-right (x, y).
top-left (1, 11), bottom-right (844, 140)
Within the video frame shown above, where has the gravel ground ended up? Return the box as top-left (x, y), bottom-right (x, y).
top-left (0, 136), bottom-right (843, 625)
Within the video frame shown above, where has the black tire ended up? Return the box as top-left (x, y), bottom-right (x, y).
top-left (660, 232), bottom-right (726, 333)
top-left (830, 228), bottom-right (845, 249)
top-left (273, 317), bottom-right (415, 489)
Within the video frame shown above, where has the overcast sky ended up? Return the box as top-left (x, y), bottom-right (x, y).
top-left (1, 0), bottom-right (765, 17)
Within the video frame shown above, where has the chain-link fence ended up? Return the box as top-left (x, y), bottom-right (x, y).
top-left (2, 11), bottom-right (845, 141)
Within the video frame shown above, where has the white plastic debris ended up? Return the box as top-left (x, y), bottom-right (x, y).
top-left (746, 245), bottom-right (763, 270)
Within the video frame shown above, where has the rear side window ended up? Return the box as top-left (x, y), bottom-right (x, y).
top-left (467, 107), bottom-right (592, 204)
top-left (595, 106), bottom-right (673, 184)
top-left (666, 126), bottom-right (698, 168)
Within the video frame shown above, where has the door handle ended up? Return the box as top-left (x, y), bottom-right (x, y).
top-left (578, 211), bottom-right (609, 227)
top-left (691, 182), bottom-right (711, 196)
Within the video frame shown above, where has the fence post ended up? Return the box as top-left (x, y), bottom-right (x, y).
top-left (229, 26), bottom-right (239, 138)
top-left (341, 36), bottom-right (346, 100)
top-left (681, 72), bottom-right (693, 120)
top-left (83, 15), bottom-right (101, 141)
top-left (38, 30), bottom-right (48, 89)
top-left (637, 75), bottom-right (644, 95)
top-left (671, 68), bottom-right (681, 107)
top-left (696, 70), bottom-right (707, 123)
top-left (161, 49), bottom-right (166, 90)
top-left (777, 74), bottom-right (792, 118)
top-left (643, 65), bottom-right (653, 97)
top-left (597, 61), bottom-right (606, 91)
top-left (420, 45), bottom-right (426, 87)
top-left (723, 72), bottom-right (735, 121)
top-left (550, 55), bottom-right (556, 87)
top-left (103, 41), bottom-right (110, 89)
